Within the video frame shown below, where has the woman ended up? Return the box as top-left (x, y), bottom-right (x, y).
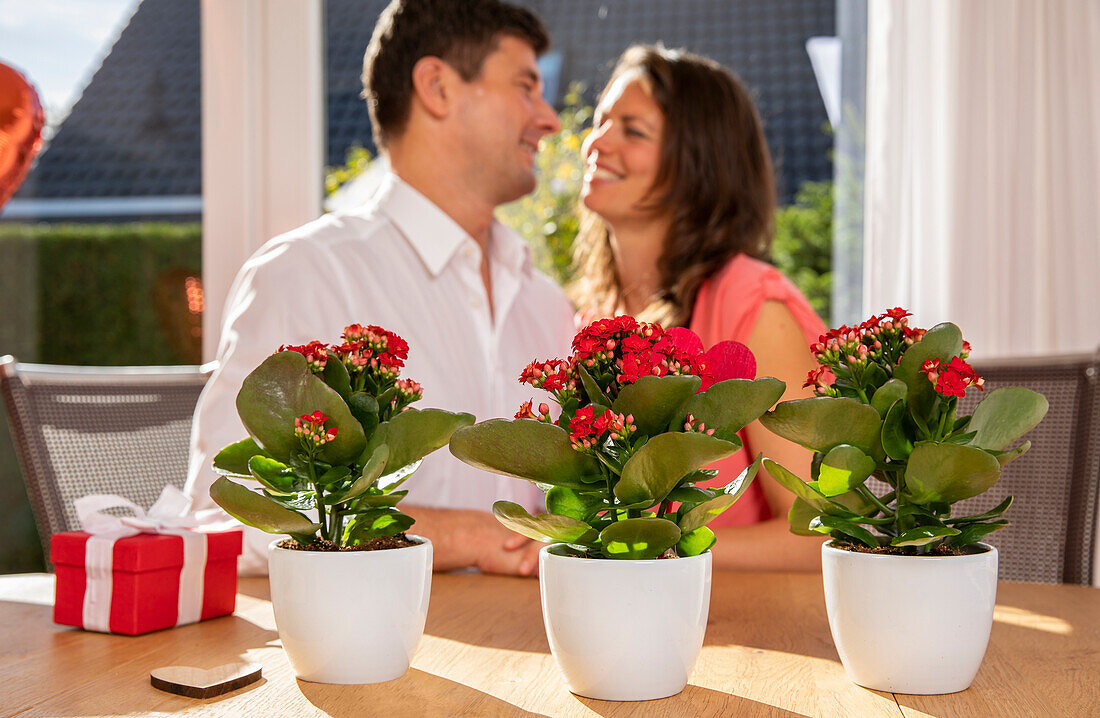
top-left (572, 45), bottom-right (826, 571)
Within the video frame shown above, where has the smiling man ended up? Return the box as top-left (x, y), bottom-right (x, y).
top-left (186, 0), bottom-right (573, 576)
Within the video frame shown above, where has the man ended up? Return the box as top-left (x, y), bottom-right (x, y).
top-left (186, 0), bottom-right (573, 576)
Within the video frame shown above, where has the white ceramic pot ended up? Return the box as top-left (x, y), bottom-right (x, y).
top-left (267, 536), bottom-right (432, 684)
top-left (538, 545), bottom-right (712, 701)
top-left (821, 541), bottom-right (998, 694)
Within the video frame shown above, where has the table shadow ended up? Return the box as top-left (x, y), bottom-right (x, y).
top-left (575, 684), bottom-right (810, 717)
top-left (422, 575), bottom-right (551, 653)
top-left (298, 668), bottom-right (550, 717)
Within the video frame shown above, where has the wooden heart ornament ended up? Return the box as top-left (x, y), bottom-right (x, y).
top-left (150, 662), bottom-right (262, 699)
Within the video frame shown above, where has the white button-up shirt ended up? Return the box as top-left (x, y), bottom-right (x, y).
top-left (187, 173), bottom-right (575, 573)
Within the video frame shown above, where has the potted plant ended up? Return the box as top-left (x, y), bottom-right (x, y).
top-left (449, 316), bottom-right (785, 701)
top-left (209, 324), bottom-right (474, 684)
top-left (760, 308), bottom-right (1048, 694)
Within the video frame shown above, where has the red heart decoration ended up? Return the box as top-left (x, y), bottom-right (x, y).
top-left (0, 62), bottom-right (45, 212)
top-left (702, 340), bottom-right (756, 390)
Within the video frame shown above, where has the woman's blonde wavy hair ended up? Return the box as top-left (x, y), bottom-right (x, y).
top-left (570, 45), bottom-right (777, 328)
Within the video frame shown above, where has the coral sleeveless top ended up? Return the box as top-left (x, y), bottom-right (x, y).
top-left (689, 254), bottom-right (827, 526)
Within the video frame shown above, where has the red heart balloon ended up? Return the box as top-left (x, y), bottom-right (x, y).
top-left (0, 63), bottom-right (45, 212)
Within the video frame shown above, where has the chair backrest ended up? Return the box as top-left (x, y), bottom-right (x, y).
top-left (952, 352), bottom-right (1100, 585)
top-left (0, 356), bottom-right (214, 563)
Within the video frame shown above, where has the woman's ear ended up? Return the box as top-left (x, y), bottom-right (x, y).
top-left (410, 56), bottom-right (452, 119)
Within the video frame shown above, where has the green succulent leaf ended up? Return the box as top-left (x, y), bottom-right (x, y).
top-left (809, 515), bottom-right (880, 547)
top-left (247, 455), bottom-right (301, 493)
top-left (210, 476), bottom-right (321, 536)
top-left (321, 355), bottom-right (352, 401)
top-left (676, 377), bottom-right (786, 441)
top-left (599, 518), bottom-right (681, 559)
top-left (817, 445), bottom-right (876, 497)
top-left (377, 459), bottom-right (422, 492)
top-left (904, 443), bottom-right (1003, 504)
top-left (943, 430), bottom-right (979, 445)
top-left (881, 400), bottom-right (915, 461)
top-left (577, 364), bottom-right (611, 409)
top-left (948, 520), bottom-right (1008, 547)
top-left (318, 465), bottom-right (352, 485)
top-left (788, 498), bottom-right (822, 536)
top-left (890, 525), bottom-right (961, 547)
top-left (968, 387), bottom-right (1049, 451)
top-left (870, 379), bottom-right (908, 417)
top-left (676, 526), bottom-right (716, 557)
top-left (789, 488), bottom-right (877, 536)
top-left (993, 441), bottom-right (1031, 467)
top-left (894, 323), bottom-right (963, 418)
top-left (235, 350), bottom-right (366, 465)
top-left (667, 486), bottom-right (719, 503)
top-left (449, 419), bottom-right (603, 487)
top-left (612, 375), bottom-right (700, 437)
top-left (764, 459), bottom-right (851, 515)
top-left (492, 501), bottom-right (598, 544)
top-left (346, 509), bottom-right (414, 540)
top-left (384, 408), bottom-right (475, 473)
top-left (545, 486), bottom-right (607, 521)
top-left (213, 437), bottom-right (272, 477)
top-left (760, 397), bottom-right (883, 458)
top-left (332, 444), bottom-right (390, 505)
top-left (347, 391), bottom-right (380, 438)
top-left (265, 489), bottom-right (315, 512)
top-left (946, 496), bottom-right (1012, 524)
top-left (679, 494), bottom-right (737, 533)
top-left (615, 432), bottom-right (740, 505)
top-left (351, 490), bottom-right (409, 509)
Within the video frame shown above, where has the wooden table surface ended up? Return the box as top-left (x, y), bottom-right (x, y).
top-left (1, 571), bottom-right (1096, 717)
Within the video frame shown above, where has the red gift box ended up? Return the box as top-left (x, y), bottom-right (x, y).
top-left (52, 529), bottom-right (243, 635)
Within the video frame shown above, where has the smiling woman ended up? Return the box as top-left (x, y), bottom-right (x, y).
top-left (570, 45), bottom-right (828, 572)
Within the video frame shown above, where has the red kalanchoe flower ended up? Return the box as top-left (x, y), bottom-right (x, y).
top-left (666, 326), bottom-right (704, 356)
top-left (882, 307), bottom-right (912, 322)
top-left (934, 370), bottom-right (969, 398)
top-left (803, 365), bottom-right (836, 396)
top-left (682, 413), bottom-right (716, 436)
top-left (921, 356), bottom-right (983, 397)
top-left (294, 411), bottom-right (337, 449)
top-left (515, 400), bottom-right (537, 420)
top-left (616, 350), bottom-right (658, 384)
top-left (395, 378), bottom-right (423, 402)
top-left (568, 406), bottom-right (597, 448)
top-left (516, 400), bottom-right (553, 422)
top-left (333, 340), bottom-right (372, 372)
top-left (279, 340), bottom-right (329, 371)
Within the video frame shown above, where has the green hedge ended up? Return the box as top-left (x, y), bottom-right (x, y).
top-left (0, 223), bottom-right (202, 365)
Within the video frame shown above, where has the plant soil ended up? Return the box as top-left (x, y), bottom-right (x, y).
top-left (276, 534), bottom-right (418, 552)
top-left (834, 541), bottom-right (983, 557)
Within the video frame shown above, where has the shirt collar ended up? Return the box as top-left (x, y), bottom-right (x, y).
top-left (374, 171), bottom-right (532, 278)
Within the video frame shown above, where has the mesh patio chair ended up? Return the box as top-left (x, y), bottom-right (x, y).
top-left (0, 356), bottom-right (215, 565)
top-left (865, 351), bottom-right (1100, 585)
top-left (953, 351), bottom-right (1100, 585)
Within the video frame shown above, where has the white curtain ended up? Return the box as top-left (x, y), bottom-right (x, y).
top-left (863, 0), bottom-right (1100, 359)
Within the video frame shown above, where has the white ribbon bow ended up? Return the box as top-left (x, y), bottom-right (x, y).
top-left (75, 486), bottom-right (213, 633)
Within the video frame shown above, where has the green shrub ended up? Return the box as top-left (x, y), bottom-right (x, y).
top-left (0, 223), bottom-right (202, 365)
top-left (772, 181), bottom-right (833, 321)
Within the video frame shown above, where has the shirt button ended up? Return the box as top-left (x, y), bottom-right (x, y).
top-left (462, 246), bottom-right (477, 261)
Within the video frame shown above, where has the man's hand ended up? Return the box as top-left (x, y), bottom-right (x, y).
top-left (404, 505), bottom-right (544, 576)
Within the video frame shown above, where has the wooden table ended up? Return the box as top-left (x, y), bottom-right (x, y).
top-left (1, 572), bottom-right (1096, 717)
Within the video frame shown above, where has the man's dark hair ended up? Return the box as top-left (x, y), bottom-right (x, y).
top-left (362, 0), bottom-right (550, 149)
